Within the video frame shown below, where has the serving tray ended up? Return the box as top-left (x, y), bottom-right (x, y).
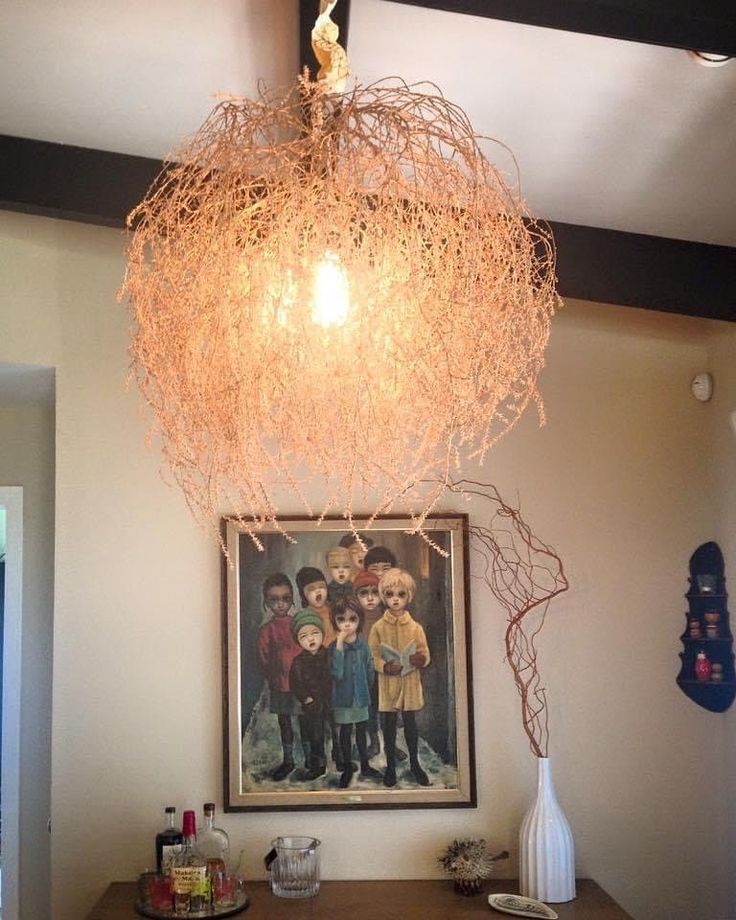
top-left (135, 891), bottom-right (249, 919)
top-left (488, 893), bottom-right (558, 919)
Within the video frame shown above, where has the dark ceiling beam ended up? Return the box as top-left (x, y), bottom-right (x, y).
top-left (384, 0), bottom-right (736, 57)
top-left (548, 221), bottom-right (735, 323)
top-left (0, 134), bottom-right (733, 322)
top-left (0, 134), bottom-right (161, 229)
top-left (299, 1), bottom-right (352, 76)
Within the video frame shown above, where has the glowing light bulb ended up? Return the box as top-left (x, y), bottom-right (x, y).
top-left (311, 252), bottom-right (350, 328)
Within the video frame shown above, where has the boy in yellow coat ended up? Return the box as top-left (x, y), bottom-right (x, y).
top-left (368, 568), bottom-right (430, 787)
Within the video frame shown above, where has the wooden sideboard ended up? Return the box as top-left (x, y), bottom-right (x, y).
top-left (87, 878), bottom-right (634, 919)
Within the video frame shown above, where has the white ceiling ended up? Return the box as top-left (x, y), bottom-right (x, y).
top-left (1, 0), bottom-right (735, 246)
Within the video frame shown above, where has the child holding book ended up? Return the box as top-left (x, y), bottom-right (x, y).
top-left (368, 568), bottom-right (431, 788)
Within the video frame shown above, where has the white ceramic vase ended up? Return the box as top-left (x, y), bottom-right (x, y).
top-left (519, 756), bottom-right (575, 903)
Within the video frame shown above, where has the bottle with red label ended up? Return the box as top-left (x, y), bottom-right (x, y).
top-left (695, 649), bottom-right (712, 682)
top-left (170, 810), bottom-right (208, 913)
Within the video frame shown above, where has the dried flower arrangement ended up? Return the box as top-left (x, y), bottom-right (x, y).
top-left (447, 479), bottom-right (569, 758)
top-left (438, 838), bottom-right (509, 896)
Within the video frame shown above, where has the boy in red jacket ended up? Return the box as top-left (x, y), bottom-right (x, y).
top-left (256, 573), bottom-right (302, 780)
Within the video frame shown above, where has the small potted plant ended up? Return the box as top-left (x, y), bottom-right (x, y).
top-left (438, 838), bottom-right (506, 896)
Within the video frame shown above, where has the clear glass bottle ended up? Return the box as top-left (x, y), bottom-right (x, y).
top-left (155, 806), bottom-right (183, 874)
top-left (170, 809), bottom-right (208, 914)
top-left (198, 802), bottom-right (231, 876)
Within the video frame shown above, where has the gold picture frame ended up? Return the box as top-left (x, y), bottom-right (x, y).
top-left (222, 514), bottom-right (475, 811)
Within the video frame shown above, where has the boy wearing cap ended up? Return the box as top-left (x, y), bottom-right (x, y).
top-left (289, 610), bottom-right (333, 780)
top-left (296, 565), bottom-right (344, 768)
top-left (353, 569), bottom-right (383, 638)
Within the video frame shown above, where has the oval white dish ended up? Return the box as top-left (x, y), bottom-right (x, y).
top-left (488, 893), bottom-right (559, 919)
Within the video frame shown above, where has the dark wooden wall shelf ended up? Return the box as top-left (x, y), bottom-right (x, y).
top-left (676, 542), bottom-right (735, 713)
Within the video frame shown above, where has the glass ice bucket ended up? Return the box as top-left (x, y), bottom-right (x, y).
top-left (264, 836), bottom-right (321, 899)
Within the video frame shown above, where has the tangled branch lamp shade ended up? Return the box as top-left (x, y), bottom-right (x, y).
top-left (121, 10), bottom-right (559, 549)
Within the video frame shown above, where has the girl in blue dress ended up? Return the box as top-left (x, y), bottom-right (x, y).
top-left (330, 595), bottom-right (382, 787)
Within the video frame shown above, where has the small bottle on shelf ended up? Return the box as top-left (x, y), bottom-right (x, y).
top-left (695, 649), bottom-right (712, 682)
top-left (155, 806), bottom-right (183, 874)
top-left (199, 802), bottom-right (231, 877)
top-left (170, 809), bottom-right (208, 914)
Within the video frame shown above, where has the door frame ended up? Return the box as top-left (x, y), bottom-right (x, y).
top-left (0, 486), bottom-right (23, 920)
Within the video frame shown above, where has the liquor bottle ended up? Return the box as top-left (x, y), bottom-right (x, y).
top-left (155, 806), bottom-right (183, 874)
top-left (695, 649), bottom-right (712, 682)
top-left (170, 809), bottom-right (208, 914)
top-left (198, 802), bottom-right (231, 876)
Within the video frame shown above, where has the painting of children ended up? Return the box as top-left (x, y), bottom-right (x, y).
top-left (225, 515), bottom-right (474, 810)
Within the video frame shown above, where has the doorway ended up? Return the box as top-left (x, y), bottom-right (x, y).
top-left (0, 488), bottom-right (22, 920)
top-left (0, 507), bottom-right (4, 917)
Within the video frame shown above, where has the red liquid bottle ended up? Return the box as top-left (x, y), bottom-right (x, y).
top-left (170, 810), bottom-right (208, 913)
top-left (695, 650), bottom-right (712, 682)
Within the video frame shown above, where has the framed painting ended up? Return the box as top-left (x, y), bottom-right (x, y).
top-left (222, 514), bottom-right (475, 811)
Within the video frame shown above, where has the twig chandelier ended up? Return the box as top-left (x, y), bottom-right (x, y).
top-left (122, 1), bottom-right (559, 549)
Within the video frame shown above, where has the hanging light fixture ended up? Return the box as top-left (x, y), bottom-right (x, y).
top-left (122, 0), bottom-right (559, 549)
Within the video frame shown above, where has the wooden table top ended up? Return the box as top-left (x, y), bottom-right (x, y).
top-left (87, 878), bottom-right (634, 920)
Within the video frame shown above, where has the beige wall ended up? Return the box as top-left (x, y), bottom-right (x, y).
top-left (0, 210), bottom-right (733, 920)
top-left (0, 402), bottom-right (55, 919)
top-left (705, 321), bottom-right (736, 912)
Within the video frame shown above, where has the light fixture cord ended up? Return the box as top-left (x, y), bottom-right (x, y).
top-left (311, 0), bottom-right (349, 94)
